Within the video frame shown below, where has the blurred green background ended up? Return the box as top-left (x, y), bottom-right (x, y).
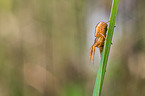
top-left (0, 0), bottom-right (145, 96)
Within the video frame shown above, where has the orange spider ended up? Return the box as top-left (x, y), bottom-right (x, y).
top-left (89, 21), bottom-right (109, 64)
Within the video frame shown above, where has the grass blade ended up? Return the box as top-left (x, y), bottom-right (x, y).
top-left (92, 0), bottom-right (119, 96)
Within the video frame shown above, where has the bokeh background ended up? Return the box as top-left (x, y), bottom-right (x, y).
top-left (0, 0), bottom-right (145, 96)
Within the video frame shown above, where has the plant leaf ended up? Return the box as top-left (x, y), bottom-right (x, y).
top-left (92, 0), bottom-right (119, 96)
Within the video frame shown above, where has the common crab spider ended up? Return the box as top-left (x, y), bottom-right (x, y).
top-left (89, 21), bottom-right (109, 64)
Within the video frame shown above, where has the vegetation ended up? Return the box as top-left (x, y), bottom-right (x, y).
top-left (93, 0), bottom-right (119, 96)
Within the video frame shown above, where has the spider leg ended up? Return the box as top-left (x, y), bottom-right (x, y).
top-left (105, 21), bottom-right (109, 23)
top-left (92, 42), bottom-right (99, 64)
top-left (99, 32), bottom-right (107, 40)
top-left (99, 47), bottom-right (103, 56)
top-left (89, 46), bottom-right (93, 64)
top-left (92, 46), bottom-right (95, 64)
top-left (98, 32), bottom-right (113, 44)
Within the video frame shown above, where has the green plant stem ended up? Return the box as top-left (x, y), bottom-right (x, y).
top-left (92, 0), bottom-right (119, 96)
